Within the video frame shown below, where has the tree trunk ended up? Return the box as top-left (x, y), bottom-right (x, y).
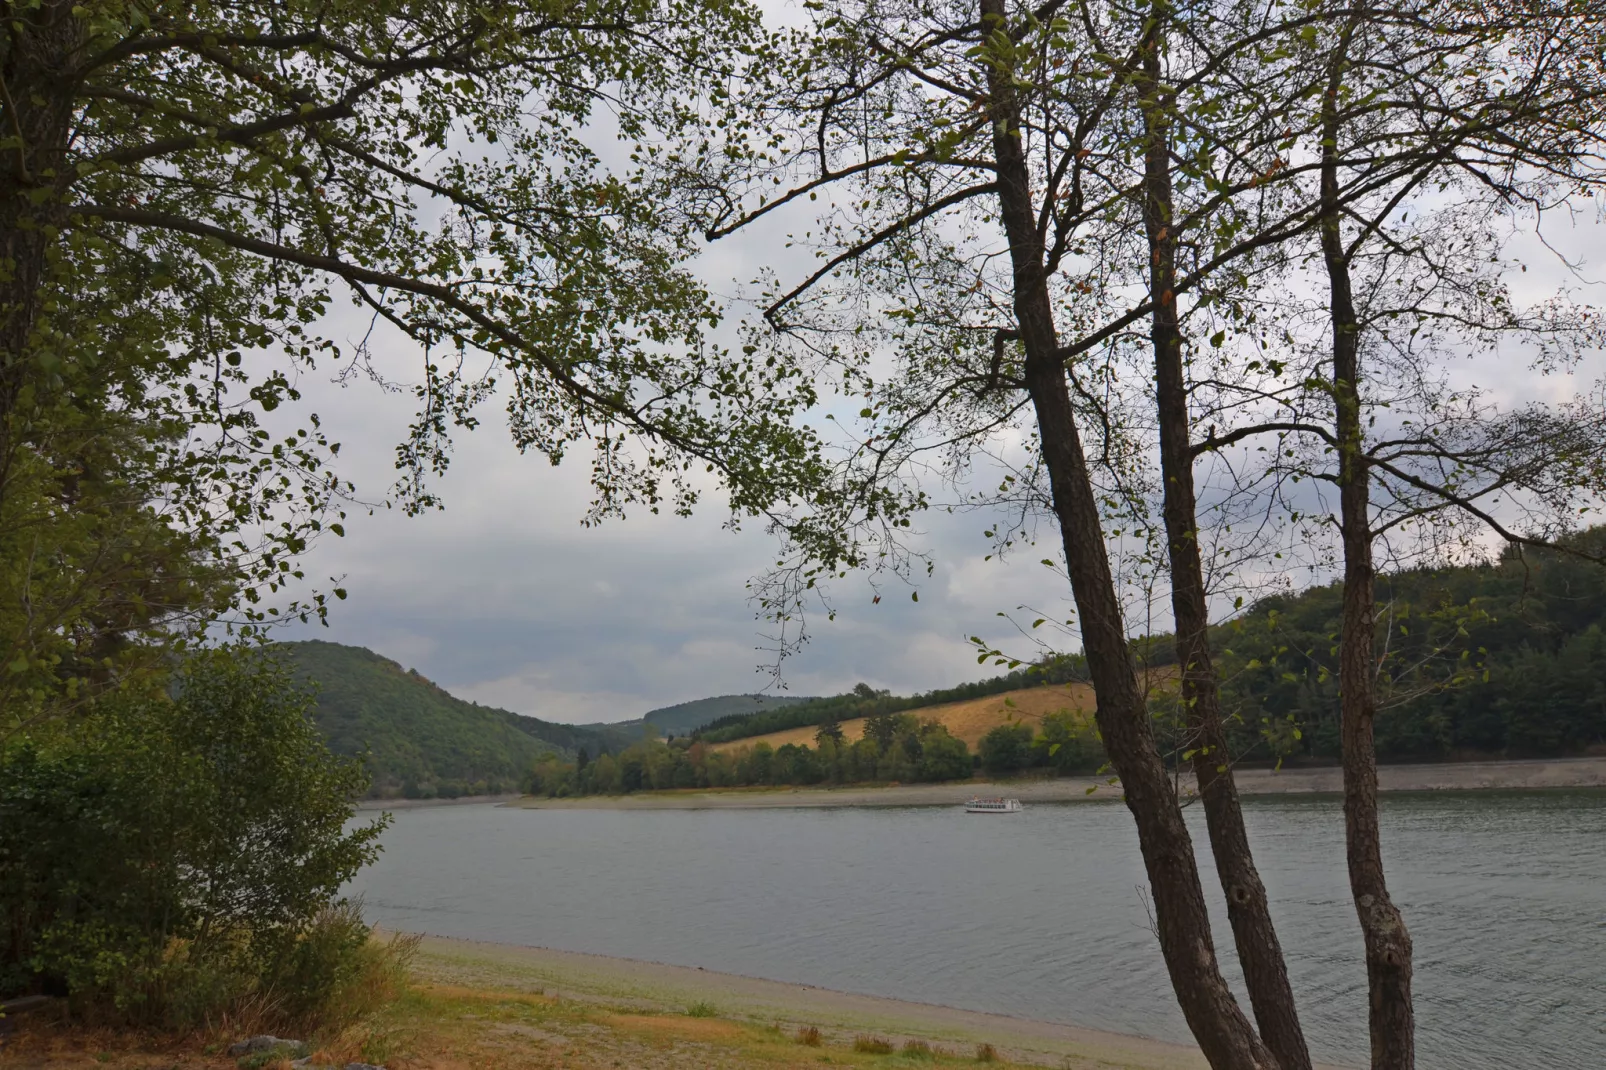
top-left (979, 3), bottom-right (1274, 1067)
top-left (0, 0), bottom-right (84, 488)
top-left (1319, 30), bottom-right (1415, 1069)
top-left (1136, 13), bottom-right (1311, 1070)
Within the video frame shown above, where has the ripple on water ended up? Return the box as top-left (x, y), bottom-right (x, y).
top-left (349, 790), bottom-right (1606, 1070)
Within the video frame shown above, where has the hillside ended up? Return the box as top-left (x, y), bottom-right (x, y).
top-left (698, 530), bottom-right (1606, 765)
top-left (1211, 534), bottom-right (1606, 761)
top-left (643, 693), bottom-right (815, 736)
top-left (280, 641), bottom-right (641, 798)
top-left (709, 682), bottom-right (1099, 753)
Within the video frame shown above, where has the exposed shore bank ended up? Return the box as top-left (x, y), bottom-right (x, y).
top-left (509, 755), bottom-right (1606, 810)
top-left (355, 791), bottom-right (522, 812)
top-left (408, 933), bottom-right (1348, 1069)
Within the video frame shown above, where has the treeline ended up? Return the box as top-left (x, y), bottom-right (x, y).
top-left (1209, 534), bottom-right (1606, 763)
top-left (695, 655), bottom-right (1091, 744)
top-left (530, 707), bottom-right (1113, 797)
top-left (696, 533), bottom-right (1606, 765)
top-left (531, 714), bottom-right (974, 795)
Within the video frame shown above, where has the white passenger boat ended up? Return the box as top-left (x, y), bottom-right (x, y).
top-left (965, 795), bottom-right (1023, 814)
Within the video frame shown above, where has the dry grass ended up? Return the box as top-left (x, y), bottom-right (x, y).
top-left (4, 981), bottom-right (1046, 1070)
top-left (711, 682), bottom-right (1102, 754)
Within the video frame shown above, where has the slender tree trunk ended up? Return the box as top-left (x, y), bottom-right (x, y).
top-left (979, 4), bottom-right (1273, 1066)
top-left (1319, 28), bottom-right (1415, 1069)
top-left (1135, 11), bottom-right (1311, 1070)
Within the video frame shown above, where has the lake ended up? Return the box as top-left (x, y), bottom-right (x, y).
top-left (348, 791), bottom-right (1606, 1069)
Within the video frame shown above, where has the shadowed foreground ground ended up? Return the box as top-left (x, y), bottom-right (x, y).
top-left (3, 933), bottom-right (1356, 1069)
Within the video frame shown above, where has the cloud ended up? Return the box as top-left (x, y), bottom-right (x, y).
top-left (265, 111), bottom-right (1606, 727)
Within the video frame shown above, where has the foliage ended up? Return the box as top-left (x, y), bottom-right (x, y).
top-left (0, 648), bottom-right (384, 1028)
top-left (1213, 534), bottom-right (1606, 763)
top-left (697, 658), bottom-right (1089, 743)
top-left (530, 718), bottom-right (974, 796)
top-left (708, 533), bottom-right (1606, 768)
top-left (279, 640), bottom-right (643, 797)
top-left (1034, 712), bottom-right (1105, 775)
top-left (643, 693), bottom-right (816, 737)
top-left (977, 724), bottom-right (1035, 778)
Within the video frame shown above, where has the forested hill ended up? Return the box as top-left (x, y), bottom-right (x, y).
top-left (1213, 534), bottom-right (1606, 761)
top-left (279, 641), bottom-right (643, 798)
top-left (643, 693), bottom-right (817, 736)
top-left (698, 533), bottom-right (1606, 762)
top-left (695, 659), bottom-right (1090, 744)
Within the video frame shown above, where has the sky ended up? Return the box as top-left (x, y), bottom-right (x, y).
top-left (269, 182), bottom-right (1088, 724)
top-left (270, 39), bottom-right (1606, 726)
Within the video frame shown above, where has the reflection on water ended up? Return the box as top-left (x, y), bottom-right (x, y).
top-left (348, 791), bottom-right (1606, 1070)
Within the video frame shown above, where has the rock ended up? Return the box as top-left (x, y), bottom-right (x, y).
top-left (286, 1061), bottom-right (385, 1070)
top-left (228, 1036), bottom-right (305, 1057)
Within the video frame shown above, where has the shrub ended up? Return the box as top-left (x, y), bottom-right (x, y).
top-left (975, 1042), bottom-right (999, 1063)
top-left (796, 1025), bottom-right (822, 1046)
top-left (0, 649), bottom-right (387, 1030)
top-left (1035, 710), bottom-right (1105, 774)
top-left (917, 727), bottom-right (972, 782)
top-left (265, 901), bottom-right (419, 1036)
top-left (854, 1035), bottom-right (895, 1054)
top-left (685, 1001), bottom-right (717, 1018)
top-left (978, 723), bottom-right (1035, 776)
top-left (901, 1038), bottom-right (934, 1059)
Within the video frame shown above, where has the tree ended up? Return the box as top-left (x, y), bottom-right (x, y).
top-left (712, 4), bottom-right (1305, 1062)
top-left (1036, 710), bottom-right (1103, 774)
top-left (0, 647), bottom-right (382, 1016)
top-left (863, 708), bottom-right (901, 752)
top-left (708, 2), bottom-right (1606, 1065)
top-left (918, 725), bottom-right (973, 782)
top-left (977, 723), bottom-right (1034, 777)
top-left (814, 717), bottom-right (846, 747)
top-left (1, 0), bottom-right (835, 738)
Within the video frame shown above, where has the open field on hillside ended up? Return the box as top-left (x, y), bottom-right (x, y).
top-left (710, 682), bottom-right (1102, 753)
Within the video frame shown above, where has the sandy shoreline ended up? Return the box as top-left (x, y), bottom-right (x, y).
top-left (410, 933), bottom-right (1354, 1069)
top-left (506, 755), bottom-right (1606, 810)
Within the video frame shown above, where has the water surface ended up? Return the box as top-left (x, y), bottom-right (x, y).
top-left (350, 791), bottom-right (1606, 1069)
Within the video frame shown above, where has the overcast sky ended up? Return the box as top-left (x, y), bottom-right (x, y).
top-left (272, 65), bottom-right (1606, 726)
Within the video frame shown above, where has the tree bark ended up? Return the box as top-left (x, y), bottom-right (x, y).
top-left (1135, 11), bottom-right (1311, 1070)
top-left (979, 3), bottom-right (1274, 1067)
top-left (0, 0), bottom-right (84, 484)
top-left (1319, 26), bottom-right (1415, 1069)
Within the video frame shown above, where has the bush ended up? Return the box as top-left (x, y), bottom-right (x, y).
top-left (796, 1025), bottom-right (822, 1046)
top-left (975, 1042), bottom-right (999, 1063)
top-left (854, 1035), bottom-right (895, 1054)
top-left (917, 726), bottom-right (972, 781)
top-left (1035, 710), bottom-right (1105, 774)
top-left (978, 723), bottom-right (1035, 777)
top-left (0, 649), bottom-right (387, 1030)
top-left (685, 1000), bottom-right (717, 1018)
top-left (902, 1038), bottom-right (934, 1059)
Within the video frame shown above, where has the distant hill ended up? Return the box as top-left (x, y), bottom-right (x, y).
top-left (278, 641), bottom-right (640, 798)
top-left (709, 681), bottom-right (1100, 753)
top-left (697, 529), bottom-right (1606, 763)
top-left (642, 693), bottom-right (815, 736)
